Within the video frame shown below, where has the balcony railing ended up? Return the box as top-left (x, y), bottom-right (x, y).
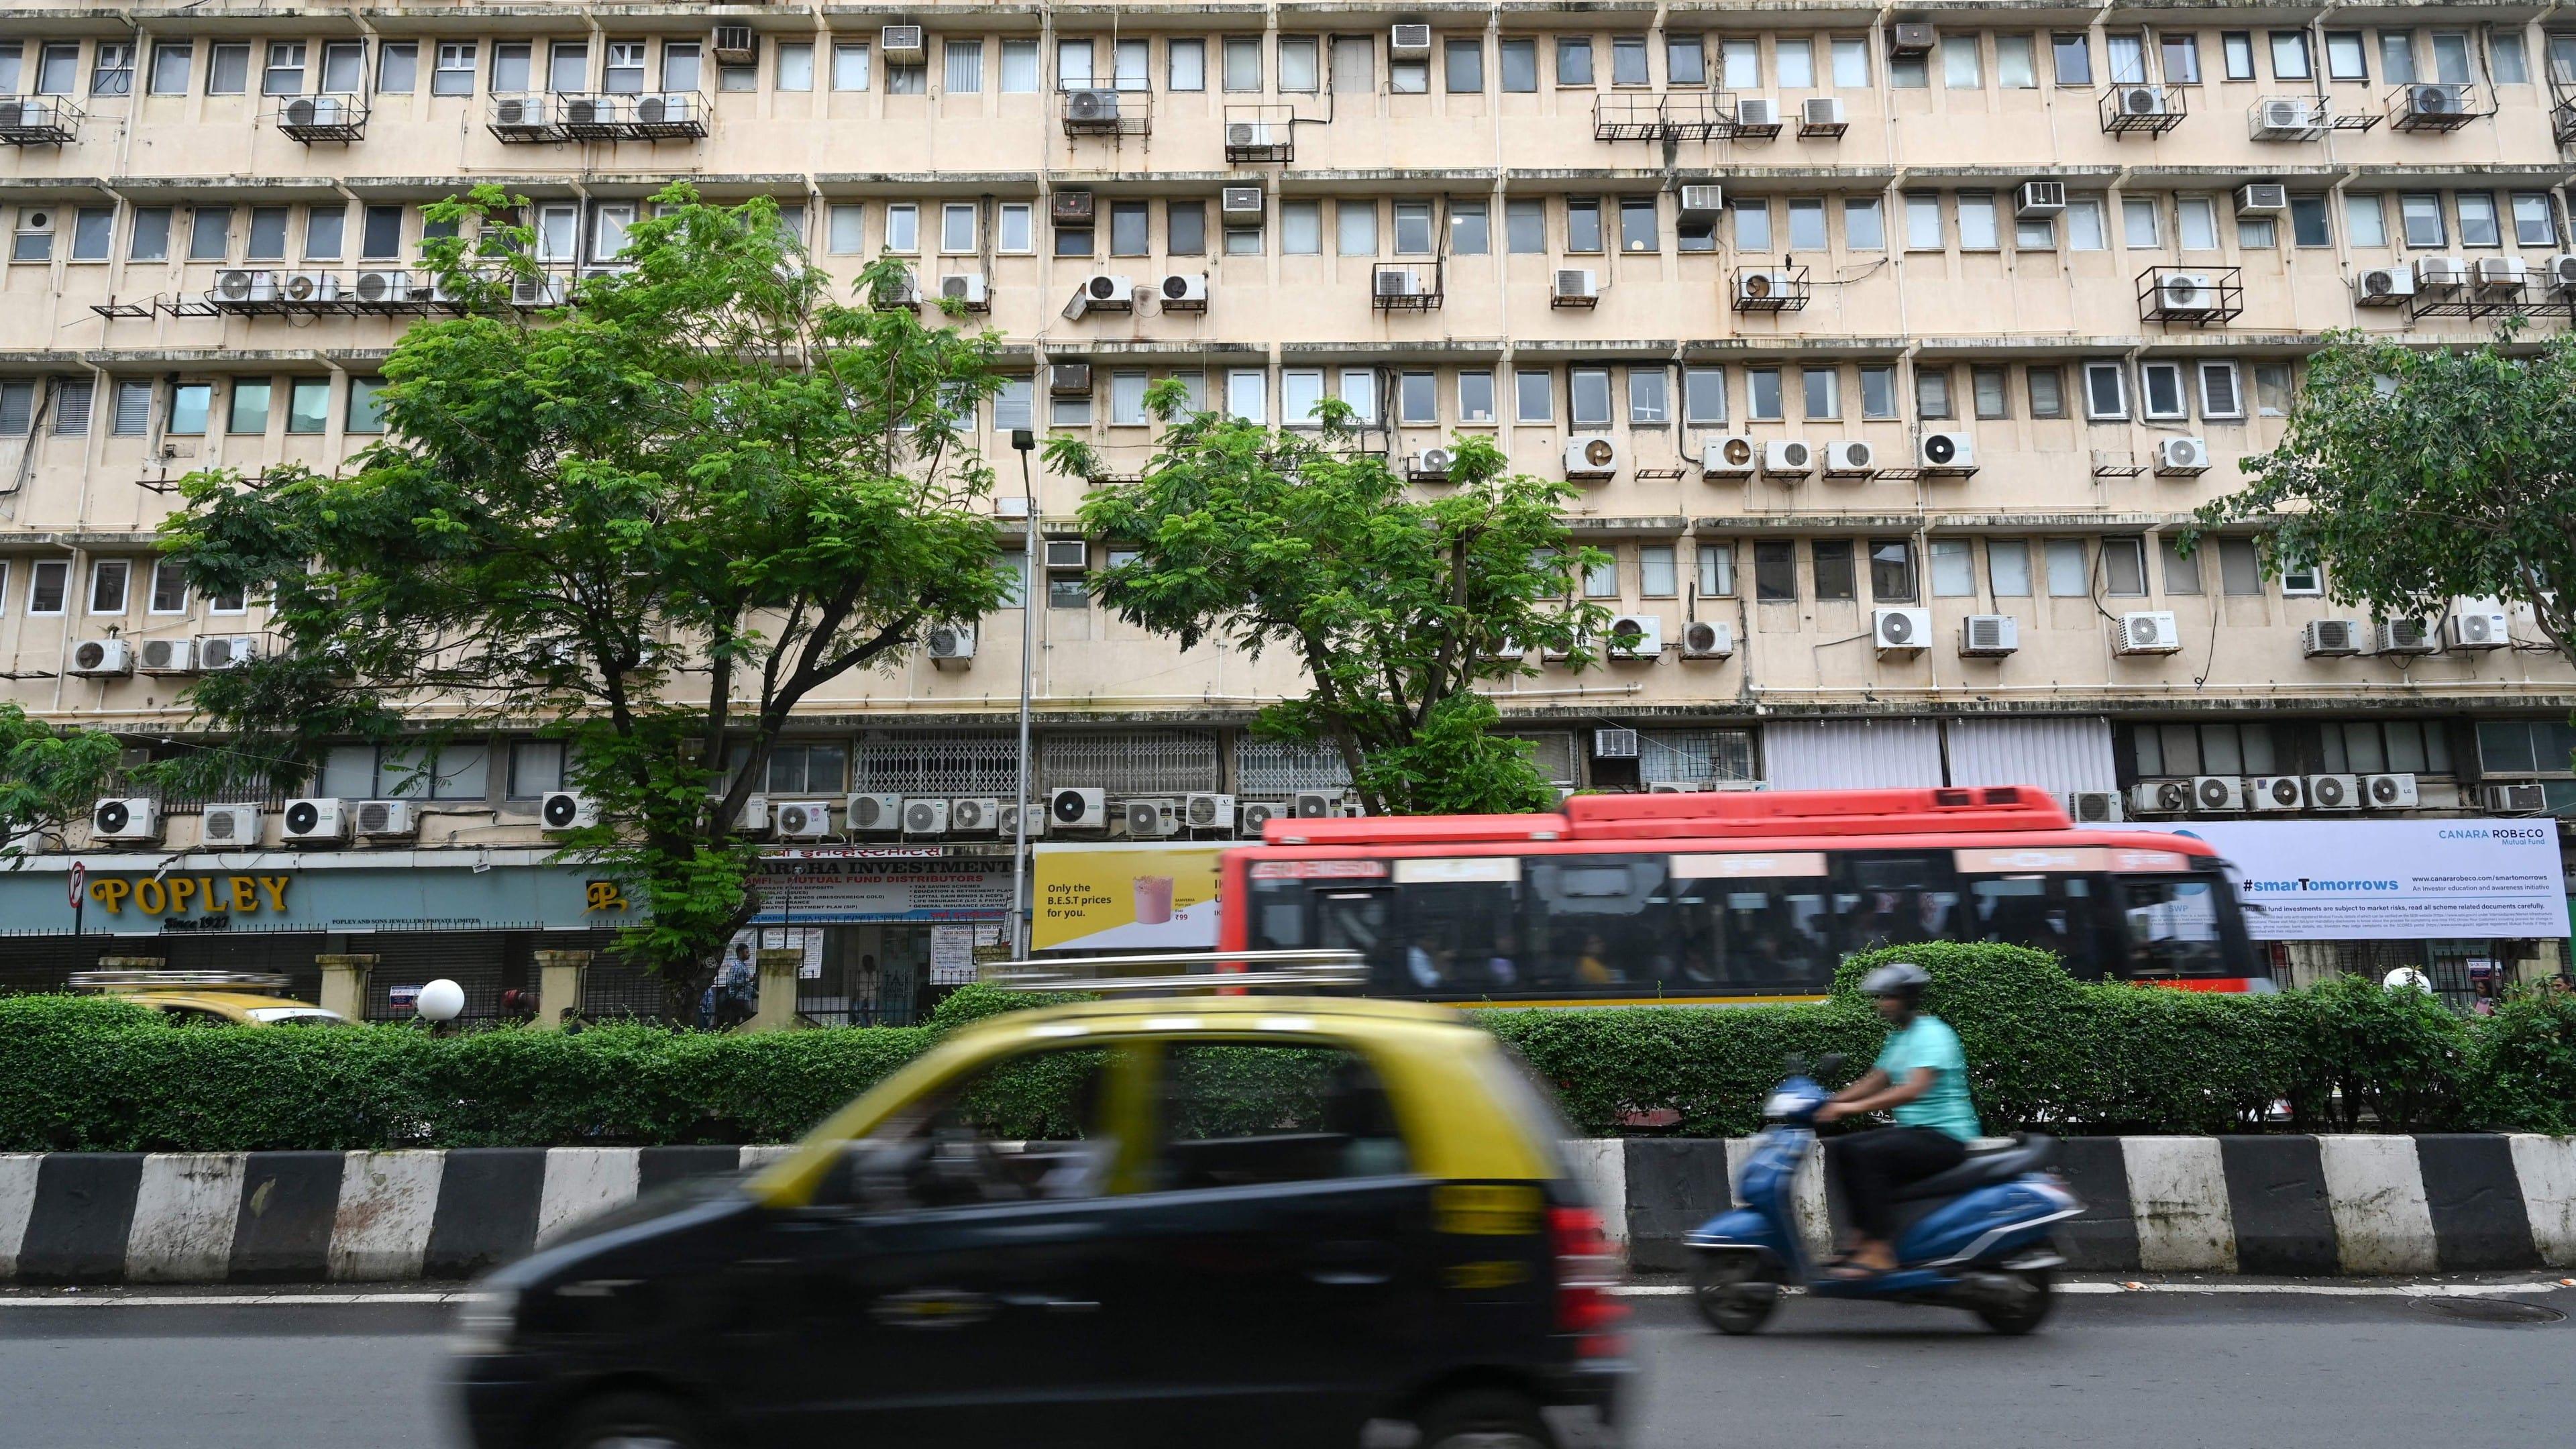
top-left (486, 91), bottom-right (709, 143)
top-left (1371, 261), bottom-right (1442, 311)
top-left (2406, 260), bottom-right (2571, 323)
top-left (185, 266), bottom-right (593, 316)
top-left (1223, 104), bottom-right (1294, 162)
top-left (2100, 83), bottom-right (2187, 135)
top-left (2135, 265), bottom-right (2244, 327)
top-left (2554, 85), bottom-right (2576, 144)
top-left (0, 95), bottom-right (80, 145)
top-left (272, 93), bottom-right (368, 143)
top-left (1731, 263), bottom-right (1810, 313)
top-left (1591, 91), bottom-right (1776, 143)
top-left (1061, 87), bottom-right (1149, 137)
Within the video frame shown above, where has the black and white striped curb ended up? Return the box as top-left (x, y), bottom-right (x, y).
top-left (7, 1136), bottom-right (2574, 1283)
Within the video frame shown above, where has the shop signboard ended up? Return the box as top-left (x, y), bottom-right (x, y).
top-left (0, 851), bottom-right (634, 935)
top-left (749, 852), bottom-right (1015, 924)
top-left (2134, 818), bottom-right (2571, 941)
top-left (1031, 841), bottom-right (1226, 951)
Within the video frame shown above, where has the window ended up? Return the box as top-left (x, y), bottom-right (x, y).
top-left (883, 204), bottom-right (918, 254)
top-left (262, 40), bottom-right (306, 96)
top-left (1391, 49), bottom-right (1428, 94)
top-left (2398, 193), bottom-right (2445, 248)
top-left (1446, 38), bottom-right (1483, 92)
top-left (825, 205), bottom-right (865, 254)
top-left (2159, 537), bottom-right (2202, 594)
top-left (1166, 201), bottom-right (1205, 256)
top-left (1844, 197), bottom-right (1884, 251)
top-left (168, 382), bottom-right (211, 435)
top-left (2016, 211), bottom-right (2056, 250)
top-left (1220, 36), bottom-right (1260, 93)
top-left (1915, 368), bottom-right (1952, 420)
top-left (1110, 371), bottom-right (1149, 426)
top-left (148, 559), bottom-right (189, 614)
top-left (1747, 367), bottom-right (1782, 420)
top-left (2279, 554), bottom-right (2322, 596)
top-left (1582, 553), bottom-right (1620, 599)
top-left (2209, 32), bottom-right (2251, 80)
top-left (1611, 34), bottom-right (1649, 85)
top-left (1870, 541), bottom-right (1916, 602)
top-left (492, 42), bottom-right (531, 93)
top-left (1459, 370), bottom-right (1495, 424)
top-left (940, 40), bottom-right (979, 94)
top-left (208, 41), bottom-right (250, 94)
top-left (1930, 539), bottom-right (1975, 597)
top-left (1812, 541), bottom-right (1856, 601)
top-left (1619, 196), bottom-right (1657, 253)
top-left (1057, 38), bottom-right (1095, 89)
top-left (2198, 362), bottom-right (2243, 419)
top-left (1718, 37), bottom-right (1756, 88)
top-left (1629, 369), bottom-right (1668, 424)
top-left (2162, 33), bottom-right (2201, 84)
top-left (2107, 34), bottom-right (2148, 85)
top-left (1800, 367), bottom-right (1838, 419)
top-left (303, 206), bottom-right (343, 261)
top-left (2325, 31), bottom-right (2367, 80)
top-left (2430, 32), bottom-right (2473, 85)
top-left (1784, 197), bottom-right (1827, 252)
top-left (2100, 537), bottom-right (2147, 596)
top-left (2512, 193), bottom-right (2558, 248)
top-left (286, 377), bottom-right (330, 435)
top-left (1108, 201), bottom-right (1146, 257)
top-left (991, 376), bottom-right (1033, 434)
top-left (2211, 537), bottom-right (2261, 596)
top-left (1114, 38), bottom-right (1148, 91)
top-left (52, 378), bottom-right (90, 435)
top-left (1394, 200), bottom-right (1435, 256)
top-left (1661, 35), bottom-right (1703, 87)
top-left (1495, 37), bottom-right (1538, 93)
top-left (1226, 370), bottom-right (1266, 425)
top-left (2269, 31), bottom-right (2311, 79)
top-left (1683, 367), bottom-right (1724, 425)
top-left (2288, 195), bottom-right (2332, 248)
top-left (89, 42), bottom-right (133, 95)
top-left (2051, 32), bottom-right (2092, 85)
top-left (1639, 545), bottom-right (1678, 598)
top-left (1566, 197), bottom-right (1603, 253)
top-left (831, 42), bottom-right (871, 91)
top-left (150, 41), bottom-right (192, 95)
top-left (2175, 195), bottom-right (2218, 250)
top-left (1969, 368), bottom-right (2010, 421)
top-left (1556, 36), bottom-right (1593, 87)
top-left (1570, 368), bottom-right (1613, 427)
top-left (228, 379), bottom-right (271, 435)
top-left (89, 558), bottom-right (130, 615)
top-left (11, 211), bottom-right (49, 264)
top-left (1224, 223), bottom-right (1263, 256)
top-left (592, 203), bottom-right (634, 262)
top-left (1281, 200), bottom-right (1321, 254)
top-left (27, 560), bottom-right (66, 614)
top-left (1166, 38), bottom-right (1204, 92)
top-left (1996, 35), bottom-right (2037, 88)
top-left (1699, 543), bottom-right (1735, 597)
top-left (545, 41), bottom-right (590, 94)
top-left (2140, 362), bottom-right (2188, 420)
top-left (1517, 368), bottom-right (1555, 423)
top-left (2457, 193), bottom-right (2501, 248)
top-left (345, 377), bottom-right (386, 434)
top-left (110, 379), bottom-right (151, 436)
top-left (2123, 196), bottom-right (2161, 248)
top-left (1334, 200), bottom-right (1378, 256)
top-left (2493, 32), bottom-right (2530, 84)
top-left (28, 42), bottom-right (69, 95)
top-left (1832, 36), bottom-right (1870, 87)
top-left (2347, 193), bottom-right (2388, 248)
top-left (2044, 539), bottom-right (2088, 597)
top-left (69, 207), bottom-right (111, 262)
top-left (368, 40), bottom-right (413, 95)
top-left (1733, 199), bottom-right (1771, 252)
top-left (2067, 196), bottom-right (2107, 250)
top-left (243, 206), bottom-right (288, 261)
top-left (1943, 35), bottom-right (1982, 88)
top-left (1282, 369), bottom-right (1324, 426)
top-left (1859, 365), bottom-right (1896, 419)
top-left (1891, 50), bottom-right (1927, 89)
top-left (2475, 721), bottom-right (2573, 777)
top-left (2254, 364), bottom-right (2293, 417)
top-left (1957, 193), bottom-right (1999, 250)
top-left (2083, 362), bottom-right (2128, 419)
top-left (1505, 198), bottom-right (1544, 253)
top-left (1340, 369), bottom-right (1377, 425)
top-left (433, 42), bottom-right (476, 95)
top-left (1904, 193), bottom-right (1941, 250)
top-left (2027, 366), bottom-right (2066, 419)
top-left (2374, 31), bottom-right (2418, 85)
top-left (1449, 202), bottom-right (1489, 255)
top-left (1754, 541), bottom-right (1797, 601)
top-left (1399, 370), bottom-right (1437, 425)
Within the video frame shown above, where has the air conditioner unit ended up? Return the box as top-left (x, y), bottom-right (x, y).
top-left (1125, 797), bottom-right (1179, 838)
top-left (773, 800), bottom-right (835, 839)
top-left (1872, 608), bottom-right (1931, 654)
top-left (2191, 776), bottom-right (2248, 813)
top-left (91, 797), bottom-right (160, 843)
top-left (1563, 435), bottom-right (1619, 480)
top-left (938, 273), bottom-right (989, 309)
top-left (2474, 256), bottom-right (2528, 291)
top-left (68, 639), bottom-right (133, 677)
top-left (197, 635), bottom-right (260, 670)
top-left (213, 269), bottom-right (278, 305)
top-left (2485, 783), bottom-right (2549, 814)
top-left (1065, 89), bottom-right (1121, 126)
top-left (2249, 775), bottom-right (2306, 811)
top-left (2449, 608), bottom-right (2510, 649)
top-left (712, 25), bottom-right (757, 63)
top-left (1390, 24), bottom-right (1434, 56)
top-left (2372, 619), bottom-right (2436, 655)
top-left (1917, 431), bottom-right (1976, 474)
top-left (734, 796), bottom-right (770, 834)
top-left (1182, 792), bottom-right (1235, 832)
top-left (1225, 121), bottom-right (1275, 151)
top-left (1678, 184), bottom-right (1723, 218)
top-left (2235, 183), bottom-right (2289, 216)
top-left (1374, 268), bottom-right (1421, 298)
top-left (1552, 268), bottom-right (1599, 302)
top-left (2067, 791), bottom-right (2125, 824)
top-left (926, 622), bottom-right (975, 662)
top-left (1080, 272), bottom-right (1135, 310)
top-left (1483, 635), bottom-right (1529, 661)
top-left (1681, 620), bottom-right (1734, 659)
top-left (1238, 800), bottom-right (1282, 835)
top-left (2355, 266), bottom-right (2416, 305)
top-left (2360, 773), bottom-right (2420, 809)
top-left (2416, 255), bottom-right (2471, 289)
top-left (1220, 186), bottom-right (1264, 216)
top-left (1959, 614), bottom-right (2019, 657)
top-left (2402, 83), bottom-right (2467, 121)
top-left (511, 273), bottom-right (568, 307)
top-left (995, 496), bottom-right (1032, 521)
top-left (2130, 780), bottom-right (2194, 815)
top-left (845, 792), bottom-right (904, 835)
top-left (491, 94), bottom-right (550, 129)
top-left (2253, 98), bottom-right (2323, 138)
top-left (1702, 435), bottom-right (1757, 477)
top-left (1291, 790), bottom-right (1344, 818)
top-left (2115, 611), bottom-right (2182, 655)
top-left (281, 797), bottom-right (350, 843)
top-left (1605, 615), bottom-right (1663, 659)
top-left (2157, 272), bottom-right (2217, 312)
top-left (2304, 773), bottom-right (2360, 811)
top-left (199, 803), bottom-right (262, 847)
top-left (1159, 272), bottom-right (1210, 309)
top-left (354, 800), bottom-right (418, 839)
top-left (1049, 362), bottom-right (1093, 394)
top-left (1801, 97), bottom-right (1847, 128)
top-left (2303, 619), bottom-right (2363, 657)
top-left (2120, 85), bottom-right (2174, 117)
top-left (1051, 190), bottom-right (1095, 223)
top-left (278, 271), bottom-right (339, 306)
top-left (351, 270), bottom-right (412, 305)
top-left (283, 92), bottom-right (352, 129)
top-left (1044, 539), bottom-right (1089, 570)
top-left (901, 797), bottom-right (951, 837)
top-left (949, 797), bottom-right (1002, 835)
top-left (1822, 440), bottom-right (1874, 476)
top-left (1407, 447), bottom-right (1455, 482)
top-left (879, 26), bottom-right (927, 64)
top-left (1737, 270), bottom-right (1794, 304)
top-left (997, 802), bottom-right (1044, 839)
top-left (1734, 97), bottom-right (1778, 128)
top-left (1889, 24), bottom-right (1937, 56)
top-left (1760, 439), bottom-right (1813, 476)
top-left (1050, 786), bottom-right (1108, 830)
top-left (2017, 181), bottom-right (2066, 218)
top-left (2546, 254), bottom-right (2576, 291)
top-left (634, 93), bottom-right (696, 125)
top-left (2154, 437), bottom-right (2211, 476)
top-left (537, 791), bottom-right (598, 831)
top-left (560, 94), bottom-right (622, 127)
top-left (1586, 730), bottom-right (1637, 763)
top-left (138, 638), bottom-right (198, 674)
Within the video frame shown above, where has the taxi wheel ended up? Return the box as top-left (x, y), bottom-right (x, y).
top-left (1417, 1388), bottom-right (1554, 1449)
top-left (553, 1391), bottom-right (704, 1449)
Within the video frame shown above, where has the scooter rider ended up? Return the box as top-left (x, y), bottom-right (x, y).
top-left (1814, 962), bottom-right (1982, 1278)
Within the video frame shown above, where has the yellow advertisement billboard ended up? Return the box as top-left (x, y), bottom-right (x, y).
top-left (1032, 842), bottom-right (1227, 951)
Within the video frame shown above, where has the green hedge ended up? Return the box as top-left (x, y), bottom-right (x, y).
top-left (8, 955), bottom-right (2576, 1151)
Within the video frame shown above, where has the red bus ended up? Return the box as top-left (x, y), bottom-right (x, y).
top-left (1218, 786), bottom-right (2268, 1006)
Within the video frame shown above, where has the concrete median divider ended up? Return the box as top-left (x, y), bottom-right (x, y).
top-left (2, 1137), bottom-right (2573, 1285)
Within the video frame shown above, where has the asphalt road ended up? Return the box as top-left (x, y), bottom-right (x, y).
top-left (2, 1281), bottom-right (2571, 1449)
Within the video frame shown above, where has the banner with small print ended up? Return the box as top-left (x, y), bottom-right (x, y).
top-left (1032, 843), bottom-right (1227, 951)
top-left (2131, 818), bottom-right (2569, 941)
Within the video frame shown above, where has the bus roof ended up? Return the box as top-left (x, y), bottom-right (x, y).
top-left (1260, 785), bottom-right (2080, 847)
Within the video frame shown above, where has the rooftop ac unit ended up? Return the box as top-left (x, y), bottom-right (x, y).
top-left (1125, 797), bottom-right (1179, 838)
top-left (1564, 435), bottom-right (1619, 479)
top-left (1220, 186), bottom-right (1265, 217)
top-left (91, 797), bottom-right (160, 843)
top-left (1081, 272), bottom-right (1135, 309)
top-left (1678, 184), bottom-right (1723, 217)
top-left (1238, 800), bottom-right (1281, 835)
top-left (1049, 362), bottom-right (1093, 394)
top-left (68, 639), bottom-right (133, 677)
top-left (539, 791), bottom-right (598, 830)
top-left (1291, 790), bottom-right (1344, 818)
top-left (902, 797), bottom-right (951, 837)
top-left (1225, 121), bottom-right (1274, 150)
top-left (1737, 269), bottom-right (1794, 304)
top-left (1375, 268), bottom-right (1421, 298)
top-left (879, 26), bottom-right (927, 64)
top-left (1889, 23), bottom-right (1937, 56)
top-left (772, 800), bottom-right (835, 839)
top-left (1065, 89), bottom-right (1121, 126)
top-left (1390, 24), bottom-right (1434, 56)
top-left (2361, 773), bottom-right (2419, 809)
top-left (2449, 608), bottom-right (2510, 649)
top-left (1702, 434), bottom-right (1757, 477)
top-left (712, 25), bottom-right (757, 64)
top-left (926, 623), bottom-right (975, 662)
top-left (2192, 775), bottom-right (2248, 812)
top-left (1051, 190), bottom-right (1095, 223)
top-left (1681, 620), bottom-right (1733, 658)
top-left (2355, 265), bottom-right (2416, 305)
top-left (1959, 614), bottom-right (2019, 657)
top-left (2416, 255), bottom-right (2470, 289)
top-left (1823, 440), bottom-right (1874, 476)
top-left (138, 637), bottom-right (198, 674)
top-left (1407, 447), bottom-right (1455, 481)
top-left (2546, 254), bottom-right (2576, 291)
top-left (1183, 792), bottom-right (1235, 831)
top-left (1605, 615), bottom-right (1663, 659)
top-left (213, 269), bottom-right (278, 305)
top-left (2306, 773), bottom-right (2361, 811)
top-left (199, 803), bottom-right (262, 847)
top-left (354, 800), bottom-right (417, 839)
top-left (1050, 786), bottom-right (1108, 830)
top-left (2373, 619), bottom-right (2436, 655)
top-left (2485, 782), bottom-right (2548, 814)
top-left (1159, 272), bottom-right (1210, 308)
top-left (199, 635), bottom-right (260, 670)
top-left (2249, 775), bottom-right (2306, 811)
top-left (351, 269), bottom-right (412, 305)
top-left (1592, 729), bottom-right (1640, 761)
top-left (2235, 183), bottom-right (2288, 215)
top-left (1872, 607), bottom-right (1931, 654)
top-left (846, 792), bottom-right (903, 835)
top-left (2017, 180), bottom-right (2066, 218)
top-left (949, 796), bottom-right (1002, 835)
top-left (1734, 97), bottom-right (1778, 128)
top-left (1044, 539), bottom-right (1089, 570)
top-left (1918, 431), bottom-right (1976, 473)
top-left (2303, 619), bottom-right (2363, 657)
top-left (1552, 268), bottom-right (1599, 302)
top-left (2155, 436), bottom-right (2211, 475)
top-left (2253, 97), bottom-right (2323, 138)
top-left (1760, 439), bottom-right (1813, 476)
top-left (2115, 611), bottom-right (2182, 655)
top-left (282, 797), bottom-right (350, 843)
top-left (2131, 780), bottom-right (2194, 815)
top-left (2068, 791), bottom-right (2124, 824)
top-left (2120, 85), bottom-right (2174, 117)
top-left (938, 273), bottom-right (990, 309)
top-left (2157, 272), bottom-right (2218, 312)
top-left (2474, 256), bottom-right (2528, 290)
top-left (1801, 97), bottom-right (1847, 128)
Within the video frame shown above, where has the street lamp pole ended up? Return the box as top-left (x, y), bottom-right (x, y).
top-left (1010, 428), bottom-right (1038, 959)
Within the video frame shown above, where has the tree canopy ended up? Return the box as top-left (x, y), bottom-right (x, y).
top-left (0, 704), bottom-right (120, 861)
top-left (1049, 386), bottom-right (1610, 815)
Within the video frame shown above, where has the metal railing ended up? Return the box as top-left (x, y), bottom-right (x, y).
top-left (983, 949), bottom-right (1368, 994)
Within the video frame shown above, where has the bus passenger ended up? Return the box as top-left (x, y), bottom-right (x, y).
top-left (1578, 934), bottom-right (1619, 984)
top-left (1406, 932), bottom-right (1446, 989)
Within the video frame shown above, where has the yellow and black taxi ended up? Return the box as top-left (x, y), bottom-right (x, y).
top-left (448, 994), bottom-right (1629, 1449)
top-left (69, 969), bottom-right (349, 1026)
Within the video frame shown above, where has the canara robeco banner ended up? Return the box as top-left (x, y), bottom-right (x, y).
top-left (2136, 819), bottom-right (2571, 941)
top-left (1032, 842), bottom-right (1226, 951)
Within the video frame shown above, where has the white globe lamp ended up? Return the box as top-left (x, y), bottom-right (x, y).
top-left (417, 977), bottom-right (467, 1023)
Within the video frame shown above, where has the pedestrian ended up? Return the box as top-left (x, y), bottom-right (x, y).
top-left (713, 941), bottom-right (757, 1030)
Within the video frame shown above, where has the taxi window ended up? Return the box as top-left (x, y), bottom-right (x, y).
top-left (818, 1043), bottom-right (1130, 1210)
top-left (1156, 1042), bottom-right (1410, 1188)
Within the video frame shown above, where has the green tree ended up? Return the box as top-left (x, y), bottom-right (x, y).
top-left (2192, 328), bottom-right (2576, 661)
top-left (155, 184), bottom-right (1014, 1017)
top-left (0, 704), bottom-right (121, 860)
top-left (1047, 386), bottom-right (1611, 815)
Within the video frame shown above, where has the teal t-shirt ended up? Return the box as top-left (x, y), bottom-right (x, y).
top-left (1874, 1015), bottom-right (1982, 1143)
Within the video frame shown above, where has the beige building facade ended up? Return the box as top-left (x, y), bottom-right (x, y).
top-left (3, 1), bottom-right (2575, 1003)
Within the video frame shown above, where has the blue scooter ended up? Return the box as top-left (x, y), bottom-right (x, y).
top-left (1684, 1057), bottom-right (2082, 1336)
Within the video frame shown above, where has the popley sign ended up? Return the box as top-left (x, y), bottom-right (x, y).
top-left (89, 874), bottom-right (292, 918)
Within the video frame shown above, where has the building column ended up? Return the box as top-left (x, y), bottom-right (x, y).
top-left (315, 953), bottom-right (376, 1020)
top-left (748, 948), bottom-right (805, 1032)
top-left (533, 949), bottom-right (594, 1030)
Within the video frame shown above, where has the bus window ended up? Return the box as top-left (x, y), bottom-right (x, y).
top-left (1249, 880), bottom-right (1311, 948)
top-left (1671, 877), bottom-right (1837, 991)
top-left (1523, 855), bottom-right (1675, 990)
top-left (2118, 878), bottom-right (2228, 979)
top-left (1962, 874), bottom-right (2108, 976)
top-left (1835, 853), bottom-right (1963, 952)
top-left (1397, 880), bottom-right (1524, 994)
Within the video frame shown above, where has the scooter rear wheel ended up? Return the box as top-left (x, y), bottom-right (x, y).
top-left (1690, 1253), bottom-right (1782, 1335)
top-left (1972, 1267), bottom-right (2054, 1336)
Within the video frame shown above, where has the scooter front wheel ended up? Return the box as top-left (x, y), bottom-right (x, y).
top-left (1971, 1267), bottom-right (2055, 1336)
top-left (1690, 1253), bottom-right (1782, 1335)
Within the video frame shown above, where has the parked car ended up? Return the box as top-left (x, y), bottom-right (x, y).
top-left (69, 969), bottom-right (347, 1025)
